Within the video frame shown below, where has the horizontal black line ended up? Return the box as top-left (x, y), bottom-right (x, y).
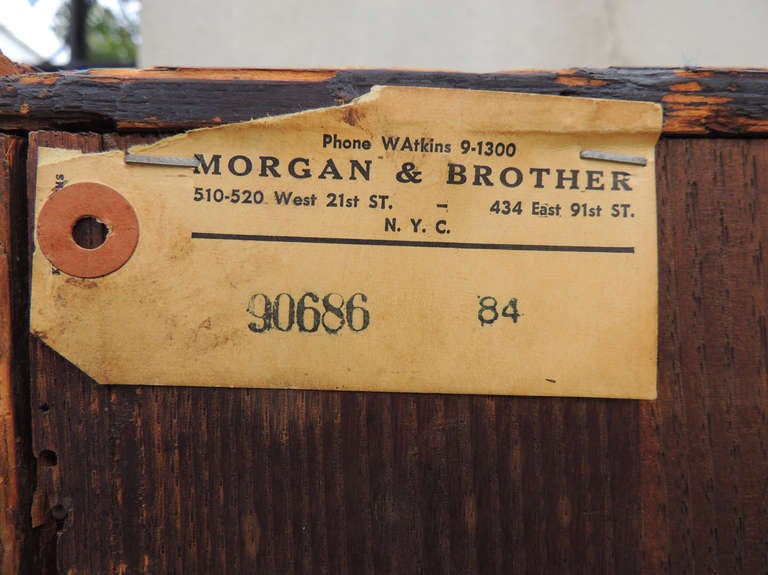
top-left (191, 232), bottom-right (634, 254)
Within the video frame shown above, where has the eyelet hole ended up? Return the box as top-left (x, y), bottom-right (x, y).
top-left (72, 216), bottom-right (109, 249)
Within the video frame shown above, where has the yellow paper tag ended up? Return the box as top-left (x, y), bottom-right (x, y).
top-left (31, 86), bottom-right (661, 397)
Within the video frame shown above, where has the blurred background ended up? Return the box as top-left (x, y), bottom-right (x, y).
top-left (1, 0), bottom-right (767, 71)
top-left (2, 0), bottom-right (138, 69)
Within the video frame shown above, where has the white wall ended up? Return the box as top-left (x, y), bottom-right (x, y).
top-left (140, 0), bottom-right (768, 70)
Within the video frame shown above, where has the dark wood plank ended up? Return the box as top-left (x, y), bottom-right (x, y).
top-left (0, 134), bottom-right (33, 574)
top-left (2, 68), bottom-right (768, 134)
top-left (21, 135), bottom-right (768, 573)
top-left (30, 353), bottom-right (645, 573)
top-left (643, 139), bottom-right (768, 573)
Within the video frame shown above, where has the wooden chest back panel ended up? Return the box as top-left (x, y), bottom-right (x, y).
top-left (22, 131), bottom-right (768, 572)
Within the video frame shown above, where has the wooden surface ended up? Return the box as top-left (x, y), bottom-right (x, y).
top-left (1, 68), bottom-right (768, 134)
top-left (19, 132), bottom-right (768, 572)
top-left (644, 139), bottom-right (768, 573)
top-left (0, 135), bottom-right (32, 575)
top-left (1, 66), bottom-right (767, 572)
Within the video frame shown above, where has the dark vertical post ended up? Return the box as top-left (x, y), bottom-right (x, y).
top-left (69, 0), bottom-right (89, 68)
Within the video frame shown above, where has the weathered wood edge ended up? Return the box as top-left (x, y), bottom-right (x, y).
top-left (0, 135), bottom-right (33, 574)
top-left (0, 53), bottom-right (33, 76)
top-left (0, 134), bottom-right (19, 575)
top-left (1, 67), bottom-right (767, 135)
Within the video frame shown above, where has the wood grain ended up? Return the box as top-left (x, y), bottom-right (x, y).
top-left (0, 135), bottom-right (33, 574)
top-left (30, 348), bottom-right (643, 574)
top-left (22, 134), bottom-right (768, 572)
top-left (642, 139), bottom-right (768, 573)
top-left (2, 68), bottom-right (768, 134)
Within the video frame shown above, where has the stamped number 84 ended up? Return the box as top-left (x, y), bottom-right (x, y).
top-left (477, 296), bottom-right (520, 326)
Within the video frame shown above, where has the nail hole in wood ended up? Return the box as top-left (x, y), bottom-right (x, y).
top-left (39, 449), bottom-right (58, 467)
top-left (51, 503), bottom-right (68, 521)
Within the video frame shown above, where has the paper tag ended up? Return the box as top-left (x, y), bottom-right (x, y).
top-left (31, 86), bottom-right (661, 397)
